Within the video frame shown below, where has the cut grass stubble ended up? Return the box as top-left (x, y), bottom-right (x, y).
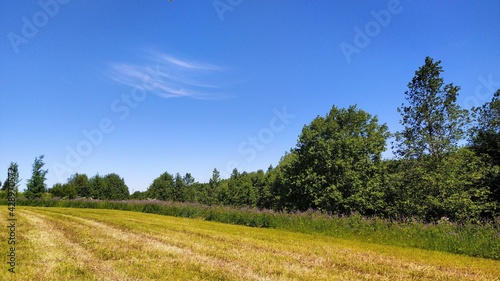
top-left (0, 207), bottom-right (499, 280)
top-left (6, 199), bottom-right (499, 260)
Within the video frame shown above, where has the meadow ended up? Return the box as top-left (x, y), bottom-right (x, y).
top-left (1, 206), bottom-right (499, 280)
top-left (5, 199), bottom-right (500, 260)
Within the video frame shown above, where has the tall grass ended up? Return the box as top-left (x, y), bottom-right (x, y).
top-left (2, 199), bottom-right (498, 260)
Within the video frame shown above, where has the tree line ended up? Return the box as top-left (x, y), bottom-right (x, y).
top-left (2, 57), bottom-right (499, 222)
top-left (1, 157), bottom-right (129, 201)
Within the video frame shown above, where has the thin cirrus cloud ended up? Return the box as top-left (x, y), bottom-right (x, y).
top-left (107, 51), bottom-right (230, 99)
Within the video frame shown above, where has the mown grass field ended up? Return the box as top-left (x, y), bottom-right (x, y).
top-left (1, 207), bottom-right (499, 280)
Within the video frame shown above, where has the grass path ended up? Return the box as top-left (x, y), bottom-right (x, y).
top-left (0, 207), bottom-right (499, 280)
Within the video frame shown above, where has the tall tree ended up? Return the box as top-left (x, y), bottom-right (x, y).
top-left (278, 105), bottom-right (389, 214)
top-left (147, 172), bottom-right (174, 201)
top-left (394, 57), bottom-right (467, 159)
top-left (6, 162), bottom-right (21, 193)
top-left (25, 155), bottom-right (48, 199)
top-left (207, 168), bottom-right (221, 204)
top-left (103, 173), bottom-right (130, 200)
top-left (3, 163), bottom-right (20, 192)
top-left (390, 57), bottom-right (491, 221)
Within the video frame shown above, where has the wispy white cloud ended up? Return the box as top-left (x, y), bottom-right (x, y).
top-left (158, 54), bottom-right (225, 72)
top-left (107, 51), bottom-right (230, 99)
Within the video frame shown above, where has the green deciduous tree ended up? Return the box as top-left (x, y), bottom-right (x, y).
top-left (49, 183), bottom-right (77, 199)
top-left (389, 57), bottom-right (492, 221)
top-left (5, 162), bottom-right (21, 192)
top-left (223, 169), bottom-right (257, 207)
top-left (173, 173), bottom-right (186, 202)
top-left (471, 89), bottom-right (500, 207)
top-left (389, 149), bottom-right (492, 222)
top-left (183, 173), bottom-right (196, 202)
top-left (89, 174), bottom-right (106, 199)
top-left (471, 89), bottom-right (500, 163)
top-left (103, 173), bottom-right (130, 200)
top-left (278, 105), bottom-right (389, 214)
top-left (256, 165), bottom-right (277, 209)
top-left (0, 163), bottom-right (21, 199)
top-left (67, 173), bottom-right (91, 198)
top-left (147, 172), bottom-right (175, 201)
top-left (250, 169), bottom-right (270, 209)
top-left (394, 57), bottom-right (468, 159)
top-left (63, 173), bottom-right (128, 200)
top-left (206, 168), bottom-right (220, 205)
top-left (25, 155), bottom-right (48, 199)
top-left (130, 190), bottom-right (147, 200)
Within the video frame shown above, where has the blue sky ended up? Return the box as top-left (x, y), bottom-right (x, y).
top-left (1, 1), bottom-right (499, 192)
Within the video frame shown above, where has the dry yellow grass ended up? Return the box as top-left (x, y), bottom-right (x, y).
top-left (0, 207), bottom-right (499, 280)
